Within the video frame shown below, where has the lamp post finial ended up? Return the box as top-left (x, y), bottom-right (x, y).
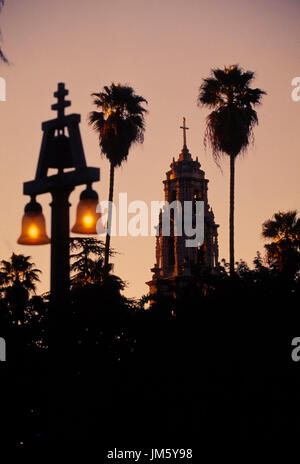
top-left (51, 82), bottom-right (71, 119)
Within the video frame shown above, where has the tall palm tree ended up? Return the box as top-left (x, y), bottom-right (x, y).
top-left (262, 211), bottom-right (300, 278)
top-left (0, 0), bottom-right (8, 63)
top-left (89, 83), bottom-right (148, 270)
top-left (0, 253), bottom-right (41, 323)
top-left (198, 65), bottom-right (265, 276)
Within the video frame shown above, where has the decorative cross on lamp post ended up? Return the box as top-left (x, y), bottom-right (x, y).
top-left (51, 82), bottom-right (71, 120)
top-left (18, 83), bottom-right (100, 309)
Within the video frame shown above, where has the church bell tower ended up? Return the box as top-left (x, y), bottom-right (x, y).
top-left (147, 118), bottom-right (219, 297)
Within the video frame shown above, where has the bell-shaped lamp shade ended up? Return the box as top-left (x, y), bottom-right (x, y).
top-left (17, 197), bottom-right (51, 245)
top-left (71, 184), bottom-right (101, 234)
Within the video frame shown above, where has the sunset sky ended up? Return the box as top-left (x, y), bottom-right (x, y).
top-left (0, 0), bottom-right (299, 298)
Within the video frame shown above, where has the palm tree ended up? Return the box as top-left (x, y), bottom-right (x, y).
top-left (0, 253), bottom-right (41, 324)
top-left (89, 83), bottom-right (148, 270)
top-left (0, 0), bottom-right (8, 63)
top-left (198, 65), bottom-right (265, 276)
top-left (262, 211), bottom-right (300, 278)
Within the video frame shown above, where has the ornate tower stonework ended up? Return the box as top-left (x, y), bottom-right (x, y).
top-left (147, 118), bottom-right (219, 297)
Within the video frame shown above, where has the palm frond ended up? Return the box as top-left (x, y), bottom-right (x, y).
top-left (89, 83), bottom-right (148, 166)
top-left (198, 64), bottom-right (266, 160)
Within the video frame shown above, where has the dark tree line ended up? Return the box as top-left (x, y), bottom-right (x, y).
top-left (0, 210), bottom-right (299, 446)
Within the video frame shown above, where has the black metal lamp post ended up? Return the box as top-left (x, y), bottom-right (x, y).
top-left (18, 82), bottom-right (100, 312)
top-left (17, 83), bottom-right (101, 441)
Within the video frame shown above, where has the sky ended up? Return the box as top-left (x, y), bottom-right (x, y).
top-left (0, 0), bottom-right (299, 298)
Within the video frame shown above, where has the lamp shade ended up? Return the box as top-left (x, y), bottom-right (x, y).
top-left (71, 184), bottom-right (101, 234)
top-left (17, 197), bottom-right (50, 245)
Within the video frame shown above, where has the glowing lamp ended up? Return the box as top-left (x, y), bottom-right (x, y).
top-left (71, 184), bottom-right (100, 234)
top-left (17, 197), bottom-right (50, 245)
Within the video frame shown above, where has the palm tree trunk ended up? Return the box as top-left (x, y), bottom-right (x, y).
top-left (229, 154), bottom-right (235, 276)
top-left (104, 161), bottom-right (115, 270)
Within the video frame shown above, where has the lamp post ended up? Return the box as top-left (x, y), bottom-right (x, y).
top-left (18, 82), bottom-right (100, 317)
top-left (17, 83), bottom-right (101, 441)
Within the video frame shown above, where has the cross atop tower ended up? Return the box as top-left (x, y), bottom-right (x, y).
top-left (180, 117), bottom-right (189, 147)
top-left (51, 82), bottom-right (71, 119)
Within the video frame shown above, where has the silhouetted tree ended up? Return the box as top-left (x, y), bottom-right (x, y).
top-left (89, 83), bottom-right (148, 269)
top-left (0, 253), bottom-right (41, 325)
top-left (262, 210), bottom-right (300, 279)
top-left (198, 65), bottom-right (265, 276)
top-left (70, 237), bottom-right (106, 286)
top-left (69, 236), bottom-right (127, 344)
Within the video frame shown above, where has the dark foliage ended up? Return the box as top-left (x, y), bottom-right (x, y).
top-left (262, 210), bottom-right (300, 278)
top-left (2, 237), bottom-right (300, 447)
